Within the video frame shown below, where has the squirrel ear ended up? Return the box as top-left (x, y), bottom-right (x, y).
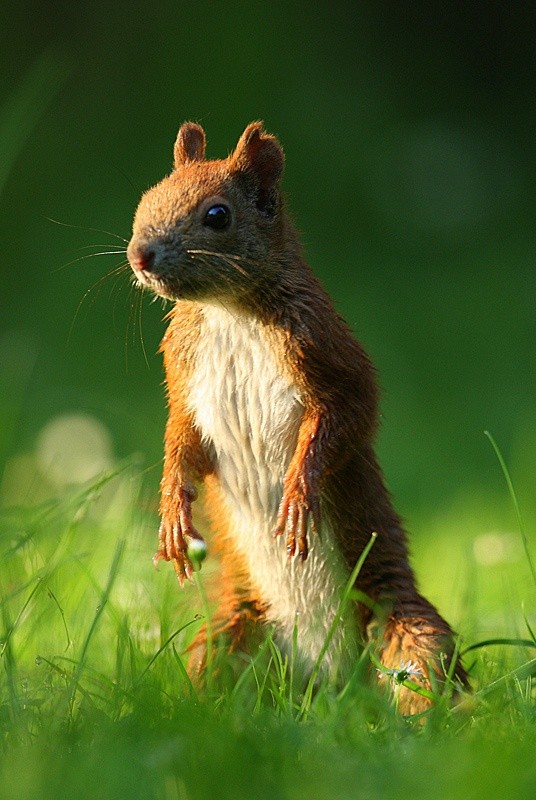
top-left (231, 122), bottom-right (284, 215)
top-left (174, 122), bottom-right (206, 167)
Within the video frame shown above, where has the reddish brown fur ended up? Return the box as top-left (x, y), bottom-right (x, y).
top-left (188, 475), bottom-right (269, 674)
top-left (127, 121), bottom-right (467, 714)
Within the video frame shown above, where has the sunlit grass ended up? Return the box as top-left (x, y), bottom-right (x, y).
top-left (1, 457), bottom-right (535, 800)
top-left (1, 60), bottom-right (536, 800)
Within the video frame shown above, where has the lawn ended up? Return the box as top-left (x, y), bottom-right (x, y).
top-left (1, 460), bottom-right (535, 800)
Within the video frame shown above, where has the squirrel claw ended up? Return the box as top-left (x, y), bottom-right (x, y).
top-left (153, 538), bottom-right (195, 586)
top-left (156, 480), bottom-right (205, 584)
top-left (275, 488), bottom-right (319, 562)
top-left (173, 555), bottom-right (192, 587)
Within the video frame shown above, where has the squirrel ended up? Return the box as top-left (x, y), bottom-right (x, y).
top-left (126, 121), bottom-right (467, 714)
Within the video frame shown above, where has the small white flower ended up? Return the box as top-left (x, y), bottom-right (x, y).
top-left (377, 660), bottom-right (423, 685)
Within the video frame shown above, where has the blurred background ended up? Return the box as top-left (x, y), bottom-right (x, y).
top-left (1, 1), bottom-right (535, 636)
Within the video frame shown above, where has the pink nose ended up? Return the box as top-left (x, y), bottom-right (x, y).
top-left (127, 241), bottom-right (156, 273)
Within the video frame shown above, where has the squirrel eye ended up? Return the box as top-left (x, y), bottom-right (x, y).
top-left (203, 204), bottom-right (231, 230)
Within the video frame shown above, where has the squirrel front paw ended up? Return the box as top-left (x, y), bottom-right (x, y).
top-left (155, 480), bottom-right (205, 585)
top-left (274, 467), bottom-right (321, 561)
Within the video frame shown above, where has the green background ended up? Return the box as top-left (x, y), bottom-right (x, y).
top-left (2, 2), bottom-right (535, 622)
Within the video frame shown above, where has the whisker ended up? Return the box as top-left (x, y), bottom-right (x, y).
top-left (137, 287), bottom-right (150, 369)
top-left (124, 280), bottom-right (140, 373)
top-left (193, 258), bottom-right (241, 318)
top-left (53, 251), bottom-right (127, 273)
top-left (130, 285), bottom-right (152, 364)
top-left (191, 256), bottom-right (243, 323)
top-left (45, 216), bottom-right (129, 243)
top-left (109, 267), bottom-right (130, 309)
top-left (193, 254), bottom-right (236, 291)
top-left (186, 249), bottom-right (250, 277)
top-left (186, 248), bottom-right (251, 263)
top-left (67, 262), bottom-right (130, 346)
top-left (100, 262), bottom-right (131, 284)
top-left (77, 243), bottom-right (127, 251)
top-left (152, 293), bottom-right (171, 309)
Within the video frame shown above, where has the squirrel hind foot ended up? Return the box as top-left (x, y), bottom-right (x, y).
top-left (375, 615), bottom-right (468, 715)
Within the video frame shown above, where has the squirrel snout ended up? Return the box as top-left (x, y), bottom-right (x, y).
top-left (127, 240), bottom-right (157, 274)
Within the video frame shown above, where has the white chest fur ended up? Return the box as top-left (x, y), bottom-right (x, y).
top-left (187, 303), bottom-right (356, 670)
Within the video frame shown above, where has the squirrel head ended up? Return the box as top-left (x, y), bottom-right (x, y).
top-left (127, 121), bottom-right (288, 304)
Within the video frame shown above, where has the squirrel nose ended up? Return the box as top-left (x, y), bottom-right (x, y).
top-left (127, 240), bottom-right (157, 273)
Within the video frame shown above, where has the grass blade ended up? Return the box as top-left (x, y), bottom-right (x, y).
top-left (66, 539), bottom-right (125, 709)
top-left (484, 430), bottom-right (536, 588)
top-left (474, 658), bottom-right (536, 699)
top-left (299, 531), bottom-right (377, 720)
top-left (134, 617), bottom-right (200, 685)
top-left (0, 49), bottom-right (70, 198)
top-left (461, 638), bottom-right (536, 655)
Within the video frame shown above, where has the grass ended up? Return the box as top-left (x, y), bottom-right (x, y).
top-left (1, 62), bottom-right (535, 800)
top-left (0, 50), bottom-right (69, 200)
top-left (1, 459), bottom-right (536, 800)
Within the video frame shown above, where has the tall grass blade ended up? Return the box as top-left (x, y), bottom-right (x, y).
top-left (172, 643), bottom-right (198, 700)
top-left (299, 531), bottom-right (377, 720)
top-left (484, 430), bottom-right (536, 588)
top-left (134, 617), bottom-right (200, 686)
top-left (66, 539), bottom-right (125, 709)
top-left (0, 577), bottom-right (43, 658)
top-left (461, 638), bottom-right (536, 655)
top-left (0, 49), bottom-right (70, 198)
top-left (47, 588), bottom-right (72, 651)
top-left (474, 658), bottom-right (536, 699)
top-left (193, 570), bottom-right (213, 693)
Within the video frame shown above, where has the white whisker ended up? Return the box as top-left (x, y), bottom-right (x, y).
top-left (186, 248), bottom-right (250, 277)
top-left (77, 243), bottom-right (127, 251)
top-left (45, 216), bottom-right (129, 243)
top-left (53, 252), bottom-right (128, 272)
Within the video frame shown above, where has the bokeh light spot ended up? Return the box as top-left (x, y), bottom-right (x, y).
top-left (35, 412), bottom-right (114, 486)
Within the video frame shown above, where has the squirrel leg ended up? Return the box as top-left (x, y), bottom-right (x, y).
top-left (188, 478), bottom-right (268, 680)
top-left (157, 389), bottom-right (213, 585)
top-left (328, 458), bottom-right (468, 714)
top-left (187, 598), bottom-right (267, 680)
top-left (274, 410), bottom-right (322, 560)
top-left (371, 602), bottom-right (467, 715)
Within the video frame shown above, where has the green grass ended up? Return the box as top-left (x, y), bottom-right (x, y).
top-left (1, 462), bottom-right (535, 800)
top-left (2, 58), bottom-right (536, 800)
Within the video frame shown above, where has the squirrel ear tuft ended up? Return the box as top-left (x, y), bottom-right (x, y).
top-left (174, 122), bottom-right (206, 167)
top-left (231, 122), bottom-right (284, 215)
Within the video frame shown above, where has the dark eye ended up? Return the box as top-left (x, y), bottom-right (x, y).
top-left (203, 204), bottom-right (231, 230)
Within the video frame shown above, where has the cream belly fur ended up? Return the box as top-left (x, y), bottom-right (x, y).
top-left (187, 303), bottom-right (357, 670)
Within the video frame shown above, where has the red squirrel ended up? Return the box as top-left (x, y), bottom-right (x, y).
top-left (126, 121), bottom-right (466, 713)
